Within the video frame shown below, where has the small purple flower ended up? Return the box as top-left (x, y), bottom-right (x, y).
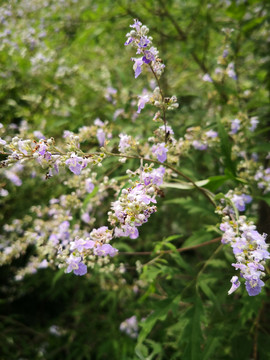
top-left (227, 62), bottom-right (237, 80)
top-left (142, 166), bottom-right (165, 186)
top-left (205, 130), bottom-right (218, 138)
top-left (231, 193), bottom-right (252, 212)
top-left (38, 142), bottom-right (47, 156)
top-left (138, 36), bottom-right (150, 48)
top-left (124, 37), bottom-right (134, 46)
top-left (130, 19), bottom-right (142, 32)
top-left (0, 137), bottom-right (6, 145)
top-left (85, 179), bottom-right (95, 193)
top-left (202, 73), bottom-right (213, 83)
top-left (33, 131), bottom-right (45, 139)
top-left (94, 118), bottom-right (105, 127)
top-left (94, 244), bottom-right (118, 257)
top-left (245, 277), bottom-right (264, 296)
top-left (120, 315), bottom-right (138, 338)
top-left (66, 154), bottom-right (88, 175)
top-left (192, 140), bottom-right (208, 151)
top-left (152, 143), bottom-right (168, 163)
top-left (223, 49), bottom-right (229, 58)
top-left (249, 117), bottom-right (259, 132)
top-left (66, 255), bottom-right (86, 275)
top-left (74, 262), bottom-right (87, 276)
top-left (142, 49), bottom-right (155, 64)
top-left (97, 128), bottom-right (106, 146)
top-left (230, 118), bottom-right (241, 135)
top-left (132, 57), bottom-right (144, 78)
top-left (119, 134), bottom-right (131, 153)
top-left (137, 94), bottom-right (150, 113)
top-left (228, 276), bottom-right (240, 295)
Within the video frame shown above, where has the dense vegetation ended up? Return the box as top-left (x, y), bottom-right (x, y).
top-left (1, 0), bottom-right (270, 359)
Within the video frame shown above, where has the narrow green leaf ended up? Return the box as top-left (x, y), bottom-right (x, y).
top-left (138, 295), bottom-right (181, 344)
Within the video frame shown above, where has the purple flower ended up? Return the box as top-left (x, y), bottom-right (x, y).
top-left (205, 130), bottom-right (218, 138)
top-left (159, 125), bottom-right (174, 135)
top-left (142, 166), bottom-right (165, 186)
top-left (124, 37), bottom-right (134, 46)
top-left (223, 49), bottom-right (229, 58)
top-left (70, 238), bottom-right (94, 252)
top-left (231, 193), bottom-right (252, 211)
top-left (94, 244), bottom-right (118, 257)
top-left (66, 154), bottom-right (88, 175)
top-left (97, 128), bottom-right (106, 146)
top-left (74, 262), bottom-right (87, 276)
top-left (120, 315), bottom-right (138, 338)
top-left (130, 19), bottom-right (142, 32)
top-left (5, 171), bottom-right (22, 186)
top-left (119, 134), bottom-right (131, 153)
top-left (152, 143), bottom-right (168, 163)
top-left (85, 179), bottom-right (95, 193)
top-left (202, 73), bottom-right (213, 83)
top-left (94, 118), bottom-right (105, 127)
top-left (142, 49), bottom-right (155, 64)
top-left (227, 62), bottom-right (237, 80)
top-left (228, 276), bottom-right (240, 295)
top-left (137, 94), bottom-right (150, 113)
top-left (66, 255), bottom-right (87, 276)
top-left (245, 277), bottom-right (264, 296)
top-left (230, 118), bottom-right (241, 135)
top-left (249, 117), bottom-right (259, 132)
top-left (33, 131), bottom-right (45, 139)
top-left (138, 36), bottom-right (150, 48)
top-left (0, 137), bottom-right (6, 145)
top-left (192, 140), bottom-right (208, 151)
top-left (132, 57), bottom-right (144, 78)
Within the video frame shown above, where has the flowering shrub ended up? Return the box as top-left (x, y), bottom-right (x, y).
top-left (1, 1), bottom-right (270, 359)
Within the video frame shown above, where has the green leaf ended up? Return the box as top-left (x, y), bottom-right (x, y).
top-left (162, 179), bottom-right (209, 190)
top-left (216, 116), bottom-right (236, 176)
top-left (138, 295), bottom-right (181, 344)
top-left (82, 186), bottom-right (98, 210)
top-left (182, 296), bottom-right (203, 360)
top-left (198, 278), bottom-right (222, 314)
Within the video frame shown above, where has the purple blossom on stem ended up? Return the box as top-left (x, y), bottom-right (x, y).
top-left (142, 166), bottom-right (165, 186)
top-left (202, 73), bottom-right (213, 83)
top-left (231, 193), bottom-right (252, 212)
top-left (205, 130), bottom-right (218, 138)
top-left (192, 140), bottom-right (208, 151)
top-left (85, 179), bottom-right (95, 193)
top-left (132, 57), bottom-right (144, 78)
top-left (230, 118), bottom-right (241, 135)
top-left (142, 49), bottom-right (155, 64)
top-left (96, 128), bottom-right (106, 146)
top-left (228, 276), bottom-right (240, 295)
top-left (66, 255), bottom-right (87, 276)
top-left (152, 143), bottom-right (168, 163)
top-left (119, 134), bottom-right (131, 153)
top-left (137, 94), bottom-right (150, 113)
top-left (130, 19), bottom-right (142, 32)
top-left (66, 154), bottom-right (88, 175)
top-left (94, 244), bottom-right (118, 257)
top-left (249, 117), bottom-right (259, 132)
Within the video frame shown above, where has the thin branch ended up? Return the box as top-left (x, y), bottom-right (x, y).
top-left (119, 236), bottom-right (221, 255)
top-left (102, 151), bottom-right (216, 207)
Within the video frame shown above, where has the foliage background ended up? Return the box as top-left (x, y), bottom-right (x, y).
top-left (1, 0), bottom-right (270, 359)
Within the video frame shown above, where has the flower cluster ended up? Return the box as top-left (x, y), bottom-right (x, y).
top-left (120, 315), bottom-right (138, 338)
top-left (224, 190), bottom-right (252, 212)
top-left (66, 227), bottom-right (118, 276)
top-left (125, 19), bottom-right (165, 79)
top-left (109, 183), bottom-right (158, 240)
top-left (220, 216), bottom-right (269, 296)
